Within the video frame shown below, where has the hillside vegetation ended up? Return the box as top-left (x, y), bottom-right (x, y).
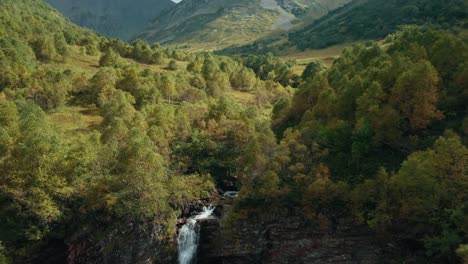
top-left (289, 0), bottom-right (468, 50)
top-left (0, 0), bottom-right (467, 263)
top-left (234, 26), bottom-right (468, 262)
top-left (224, 0), bottom-right (467, 55)
top-left (0, 0), bottom-right (291, 261)
top-left (138, 0), bottom-right (349, 50)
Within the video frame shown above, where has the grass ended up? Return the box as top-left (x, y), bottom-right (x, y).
top-left (163, 8), bottom-right (280, 52)
top-left (42, 46), bottom-right (100, 76)
top-left (49, 106), bottom-right (102, 135)
top-left (230, 90), bottom-right (257, 105)
top-left (126, 58), bottom-right (190, 73)
top-left (280, 43), bottom-right (350, 64)
top-left (276, 42), bottom-right (359, 75)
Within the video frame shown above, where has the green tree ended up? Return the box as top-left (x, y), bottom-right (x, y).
top-left (158, 74), bottom-right (177, 102)
top-left (0, 101), bottom-right (72, 245)
top-left (54, 33), bottom-right (70, 60)
top-left (206, 71), bottom-right (231, 97)
top-left (168, 60), bottom-right (178, 71)
top-left (30, 36), bottom-right (57, 62)
top-left (301, 61), bottom-right (326, 81)
top-left (231, 67), bottom-right (257, 91)
top-left (390, 60), bottom-right (443, 130)
top-left (353, 133), bottom-right (468, 259)
top-left (99, 47), bottom-right (119, 67)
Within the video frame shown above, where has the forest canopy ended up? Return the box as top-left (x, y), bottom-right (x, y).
top-left (0, 0), bottom-right (466, 263)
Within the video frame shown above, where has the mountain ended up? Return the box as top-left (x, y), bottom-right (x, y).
top-left (229, 0), bottom-right (467, 54)
top-left (137, 0), bottom-right (350, 49)
top-left (45, 0), bottom-right (175, 40)
top-left (288, 0), bottom-right (468, 50)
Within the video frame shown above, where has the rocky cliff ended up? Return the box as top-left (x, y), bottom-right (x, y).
top-left (66, 220), bottom-right (176, 264)
top-left (24, 198), bottom-right (387, 264)
top-left (197, 205), bottom-right (386, 264)
top-left (21, 218), bottom-right (177, 264)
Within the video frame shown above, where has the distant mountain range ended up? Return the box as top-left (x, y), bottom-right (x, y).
top-left (44, 0), bottom-right (467, 52)
top-left (45, 0), bottom-right (175, 40)
top-left (137, 0), bottom-right (350, 49)
top-left (224, 0), bottom-right (468, 54)
top-left (287, 0), bottom-right (467, 50)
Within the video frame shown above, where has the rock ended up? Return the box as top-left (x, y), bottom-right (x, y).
top-left (197, 206), bottom-right (388, 264)
top-left (66, 219), bottom-right (176, 264)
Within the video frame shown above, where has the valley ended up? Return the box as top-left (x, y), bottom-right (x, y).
top-left (0, 0), bottom-right (467, 264)
top-left (138, 0), bottom-right (350, 50)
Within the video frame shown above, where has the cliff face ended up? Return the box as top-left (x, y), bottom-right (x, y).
top-left (198, 206), bottom-right (385, 264)
top-left (22, 219), bottom-right (177, 264)
top-left (66, 220), bottom-right (176, 264)
top-left (25, 200), bottom-right (385, 264)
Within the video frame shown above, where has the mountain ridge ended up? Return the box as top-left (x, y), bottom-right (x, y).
top-left (45, 0), bottom-right (175, 40)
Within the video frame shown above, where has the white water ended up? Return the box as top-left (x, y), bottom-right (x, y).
top-left (223, 191), bottom-right (239, 198)
top-left (177, 206), bottom-right (215, 264)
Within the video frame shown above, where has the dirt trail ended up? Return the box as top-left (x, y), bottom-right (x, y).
top-left (260, 0), bottom-right (295, 31)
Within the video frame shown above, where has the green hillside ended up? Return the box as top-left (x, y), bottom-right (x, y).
top-left (223, 0), bottom-right (467, 55)
top-left (0, 0), bottom-right (291, 261)
top-left (138, 0), bottom-right (350, 50)
top-left (0, 0), bottom-right (467, 263)
top-left (289, 0), bottom-right (468, 50)
top-left (236, 26), bottom-right (468, 262)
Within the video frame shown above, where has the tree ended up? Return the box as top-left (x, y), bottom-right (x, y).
top-left (86, 128), bottom-right (170, 218)
top-left (390, 60), bottom-right (443, 130)
top-left (25, 69), bottom-right (72, 111)
top-left (167, 60), bottom-right (178, 71)
top-left (86, 68), bottom-right (118, 104)
top-left (151, 50), bottom-right (165, 65)
top-left (99, 47), bottom-right (119, 67)
top-left (54, 33), bottom-right (70, 60)
top-left (206, 71), bottom-right (231, 97)
top-left (0, 101), bottom-right (72, 243)
top-left (356, 81), bottom-right (385, 120)
top-left (231, 67), bottom-right (257, 91)
top-left (353, 133), bottom-right (468, 259)
top-left (84, 40), bottom-right (99, 56)
top-left (30, 36), bottom-right (57, 62)
top-left (202, 55), bottom-right (220, 79)
top-left (0, 100), bottom-right (19, 155)
top-left (429, 35), bottom-right (468, 81)
top-left (158, 74), bottom-right (177, 102)
top-left (301, 61), bottom-right (326, 81)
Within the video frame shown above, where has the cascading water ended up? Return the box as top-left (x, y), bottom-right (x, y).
top-left (177, 206), bottom-right (215, 264)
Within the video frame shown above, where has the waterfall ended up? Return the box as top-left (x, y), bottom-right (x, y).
top-left (177, 206), bottom-right (215, 264)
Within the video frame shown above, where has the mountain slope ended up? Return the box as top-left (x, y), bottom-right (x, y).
top-left (137, 0), bottom-right (350, 50)
top-left (0, 1), bottom-right (290, 262)
top-left (45, 0), bottom-right (175, 40)
top-left (289, 0), bottom-right (468, 49)
top-left (222, 0), bottom-right (467, 55)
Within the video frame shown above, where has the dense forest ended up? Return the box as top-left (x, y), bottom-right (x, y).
top-left (234, 26), bottom-right (468, 262)
top-left (0, 0), bottom-right (467, 263)
top-left (0, 0), bottom-right (290, 261)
